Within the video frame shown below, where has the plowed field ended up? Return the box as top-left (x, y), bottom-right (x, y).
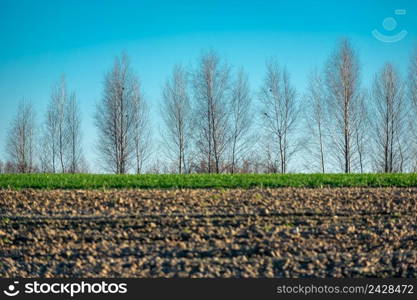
top-left (1, 188), bottom-right (416, 277)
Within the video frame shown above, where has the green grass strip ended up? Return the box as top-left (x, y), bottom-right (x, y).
top-left (1, 173), bottom-right (417, 189)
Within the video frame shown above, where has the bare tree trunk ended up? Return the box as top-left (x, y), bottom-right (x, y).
top-left (344, 106), bottom-right (350, 173)
top-left (319, 125), bottom-right (325, 173)
top-left (355, 127), bottom-right (363, 173)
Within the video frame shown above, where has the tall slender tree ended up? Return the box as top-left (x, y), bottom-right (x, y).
top-left (305, 70), bottom-right (327, 173)
top-left (372, 63), bottom-right (407, 172)
top-left (353, 93), bottom-right (369, 173)
top-left (95, 53), bottom-right (148, 174)
top-left (161, 65), bottom-right (192, 174)
top-left (66, 92), bottom-right (84, 173)
top-left (132, 78), bottom-right (151, 174)
top-left (260, 59), bottom-right (299, 174)
top-left (6, 100), bottom-right (36, 173)
top-left (192, 50), bottom-right (230, 173)
top-left (325, 39), bottom-right (362, 173)
top-left (229, 68), bottom-right (253, 173)
top-left (409, 46), bottom-right (417, 169)
top-left (409, 46), bottom-right (417, 109)
top-left (42, 79), bottom-right (62, 173)
top-left (41, 76), bottom-right (84, 173)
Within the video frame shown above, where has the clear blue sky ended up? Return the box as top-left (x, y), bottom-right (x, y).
top-left (0, 0), bottom-right (416, 171)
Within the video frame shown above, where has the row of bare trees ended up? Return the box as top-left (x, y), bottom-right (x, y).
top-left (2, 77), bottom-right (87, 174)
top-left (157, 41), bottom-right (417, 174)
top-left (39, 76), bottom-right (86, 173)
top-left (2, 40), bottom-right (417, 174)
top-left (160, 51), bottom-right (256, 174)
top-left (304, 40), bottom-right (369, 174)
top-left (305, 40), bottom-right (417, 173)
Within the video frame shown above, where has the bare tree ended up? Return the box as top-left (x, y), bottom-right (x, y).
top-left (161, 65), bottom-right (192, 174)
top-left (66, 92), bottom-right (85, 173)
top-left (54, 76), bottom-right (69, 172)
top-left (41, 76), bottom-right (69, 173)
top-left (260, 59), bottom-right (299, 174)
top-left (95, 53), bottom-right (145, 174)
top-left (410, 45), bottom-right (417, 109)
top-left (41, 76), bottom-right (85, 173)
top-left (372, 63), bottom-right (407, 172)
top-left (325, 39), bottom-right (362, 173)
top-left (192, 50), bottom-right (230, 173)
top-left (132, 80), bottom-right (151, 174)
top-left (409, 45), bottom-right (417, 167)
top-left (6, 100), bottom-right (36, 173)
top-left (354, 97), bottom-right (368, 173)
top-left (42, 93), bottom-right (59, 173)
top-left (305, 70), bottom-right (327, 173)
top-left (229, 68), bottom-right (253, 173)
top-left (39, 136), bottom-right (52, 173)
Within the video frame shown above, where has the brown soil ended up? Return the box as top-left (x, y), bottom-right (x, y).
top-left (0, 188), bottom-right (416, 277)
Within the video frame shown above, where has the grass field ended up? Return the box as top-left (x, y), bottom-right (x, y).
top-left (1, 173), bottom-right (417, 189)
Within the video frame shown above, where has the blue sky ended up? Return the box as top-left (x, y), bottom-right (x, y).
top-left (0, 0), bottom-right (416, 171)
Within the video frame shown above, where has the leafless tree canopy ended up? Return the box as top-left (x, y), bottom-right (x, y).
top-left (372, 63), bottom-right (407, 172)
top-left (325, 39), bottom-right (362, 173)
top-left (353, 93), bottom-right (369, 173)
top-left (6, 101), bottom-right (36, 173)
top-left (41, 77), bottom-right (65, 173)
top-left (161, 65), bottom-right (192, 174)
top-left (3, 43), bottom-right (417, 174)
top-left (410, 46), bottom-right (417, 109)
top-left (192, 50), bottom-right (230, 173)
top-left (260, 59), bottom-right (299, 173)
top-left (95, 53), bottom-right (149, 174)
top-left (66, 92), bottom-right (85, 173)
top-left (305, 70), bottom-right (327, 173)
top-left (228, 68), bottom-right (253, 173)
top-left (40, 76), bottom-right (85, 173)
top-left (132, 80), bottom-right (151, 174)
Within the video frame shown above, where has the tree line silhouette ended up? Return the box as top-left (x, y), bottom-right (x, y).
top-left (1, 39), bottom-right (417, 174)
